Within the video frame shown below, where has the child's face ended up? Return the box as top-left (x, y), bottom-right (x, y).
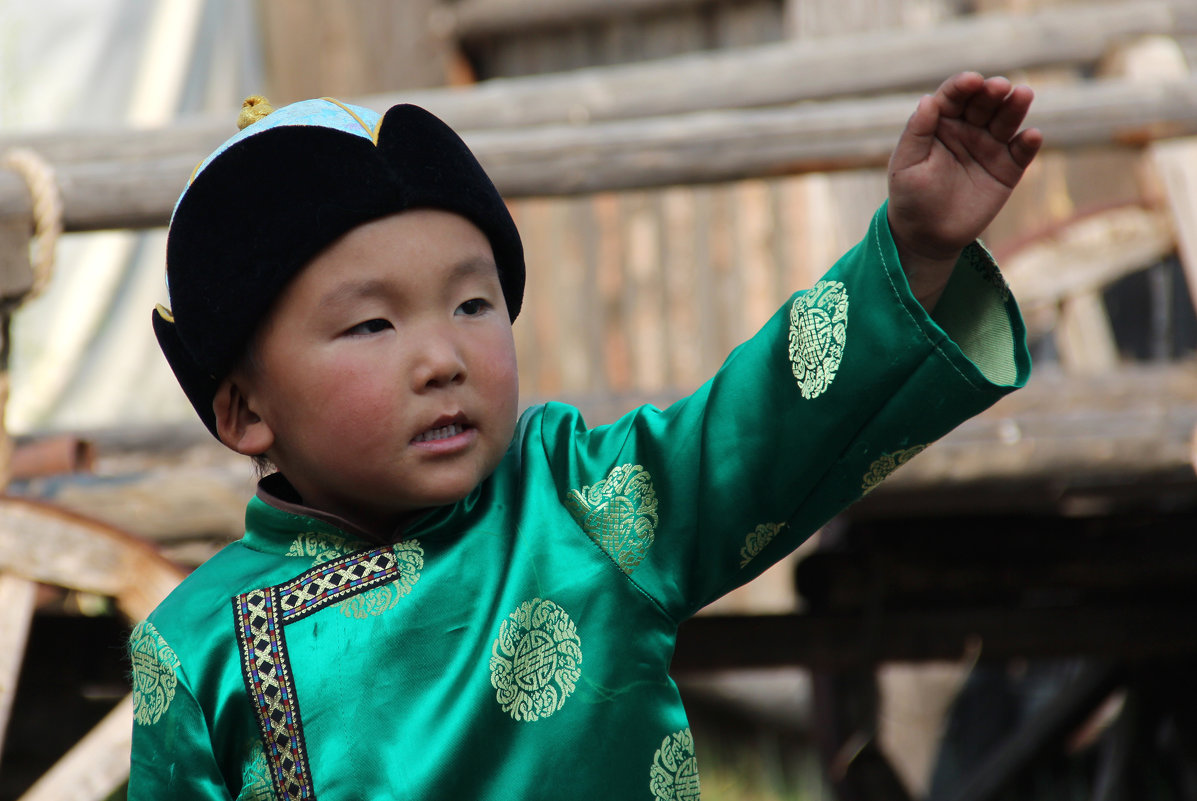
top-left (235, 209), bottom-right (519, 533)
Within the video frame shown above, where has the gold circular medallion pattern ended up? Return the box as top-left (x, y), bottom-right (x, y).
top-left (788, 280), bottom-right (849, 399)
top-left (650, 727), bottom-right (701, 801)
top-left (489, 598), bottom-right (583, 722)
top-left (565, 463), bottom-right (659, 574)
top-left (130, 620), bottom-right (180, 726)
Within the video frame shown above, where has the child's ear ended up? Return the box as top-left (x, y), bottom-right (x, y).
top-left (213, 376), bottom-right (274, 456)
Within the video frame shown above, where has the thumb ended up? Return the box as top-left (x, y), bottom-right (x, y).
top-left (889, 94), bottom-right (939, 173)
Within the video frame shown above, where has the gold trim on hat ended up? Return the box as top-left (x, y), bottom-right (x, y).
top-left (321, 97), bottom-right (378, 144)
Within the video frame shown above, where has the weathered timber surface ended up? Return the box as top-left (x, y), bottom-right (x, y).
top-left (2, 77), bottom-right (1197, 230)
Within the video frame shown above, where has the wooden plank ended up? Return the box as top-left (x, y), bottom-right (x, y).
top-left (0, 573), bottom-right (35, 759)
top-left (260, 0), bottom-right (452, 100)
top-left (17, 694), bottom-right (133, 801)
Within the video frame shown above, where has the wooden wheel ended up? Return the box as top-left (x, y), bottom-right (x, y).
top-left (0, 495), bottom-right (185, 801)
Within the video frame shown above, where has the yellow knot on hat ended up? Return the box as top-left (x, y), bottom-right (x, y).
top-left (236, 95), bottom-right (275, 130)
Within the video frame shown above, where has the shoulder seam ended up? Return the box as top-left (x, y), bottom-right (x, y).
top-left (536, 403), bottom-right (681, 629)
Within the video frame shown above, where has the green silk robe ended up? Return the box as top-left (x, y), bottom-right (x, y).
top-left (128, 204), bottom-right (1030, 800)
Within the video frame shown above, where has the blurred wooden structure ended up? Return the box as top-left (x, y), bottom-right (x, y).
top-left (1, 0), bottom-right (1196, 799)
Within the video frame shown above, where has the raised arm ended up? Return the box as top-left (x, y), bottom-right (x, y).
top-left (886, 72), bottom-right (1043, 311)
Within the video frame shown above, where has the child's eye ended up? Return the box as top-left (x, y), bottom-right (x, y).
top-left (457, 298), bottom-right (491, 316)
top-left (345, 318), bottom-right (392, 336)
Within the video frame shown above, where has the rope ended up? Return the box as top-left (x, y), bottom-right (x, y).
top-left (0, 147), bottom-right (63, 300)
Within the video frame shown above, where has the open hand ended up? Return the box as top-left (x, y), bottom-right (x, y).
top-left (886, 73), bottom-right (1042, 308)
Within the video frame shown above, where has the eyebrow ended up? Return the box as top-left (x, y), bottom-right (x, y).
top-left (316, 257), bottom-right (500, 308)
top-left (318, 278), bottom-right (391, 309)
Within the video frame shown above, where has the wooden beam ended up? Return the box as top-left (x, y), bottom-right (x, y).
top-left (2, 76), bottom-right (1197, 231)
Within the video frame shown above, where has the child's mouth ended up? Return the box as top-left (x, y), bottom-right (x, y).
top-left (412, 422), bottom-right (466, 443)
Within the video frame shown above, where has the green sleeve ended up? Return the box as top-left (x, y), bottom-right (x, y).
top-left (542, 202), bottom-right (1030, 622)
top-left (128, 620), bottom-right (234, 801)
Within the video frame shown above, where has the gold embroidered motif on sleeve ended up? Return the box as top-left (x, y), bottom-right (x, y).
top-left (565, 464), bottom-right (659, 574)
top-left (129, 620), bottom-right (180, 726)
top-left (739, 522), bottom-right (787, 568)
top-left (289, 532), bottom-right (423, 618)
top-left (650, 727), bottom-right (701, 801)
top-left (861, 445), bottom-right (927, 495)
top-left (237, 742), bottom-right (276, 801)
top-left (788, 280), bottom-right (848, 399)
top-left (489, 598), bottom-right (583, 722)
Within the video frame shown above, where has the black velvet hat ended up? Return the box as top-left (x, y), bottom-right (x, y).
top-left (153, 97), bottom-right (524, 438)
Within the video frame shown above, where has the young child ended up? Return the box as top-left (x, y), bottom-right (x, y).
top-left (129, 73), bottom-right (1040, 800)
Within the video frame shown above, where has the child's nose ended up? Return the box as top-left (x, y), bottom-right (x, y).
top-left (412, 333), bottom-right (467, 390)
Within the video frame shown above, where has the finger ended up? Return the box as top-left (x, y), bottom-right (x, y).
top-left (1009, 127), bottom-right (1043, 170)
top-left (963, 76), bottom-right (1013, 129)
top-left (890, 94), bottom-right (940, 171)
top-left (933, 71), bottom-right (985, 119)
top-left (988, 84), bottom-right (1035, 142)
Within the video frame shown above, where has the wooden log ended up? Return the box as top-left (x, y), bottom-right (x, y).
top-left (3, 76), bottom-right (1197, 231)
top-left (0, 497), bottom-right (185, 621)
top-left (16, 694), bottom-right (133, 801)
